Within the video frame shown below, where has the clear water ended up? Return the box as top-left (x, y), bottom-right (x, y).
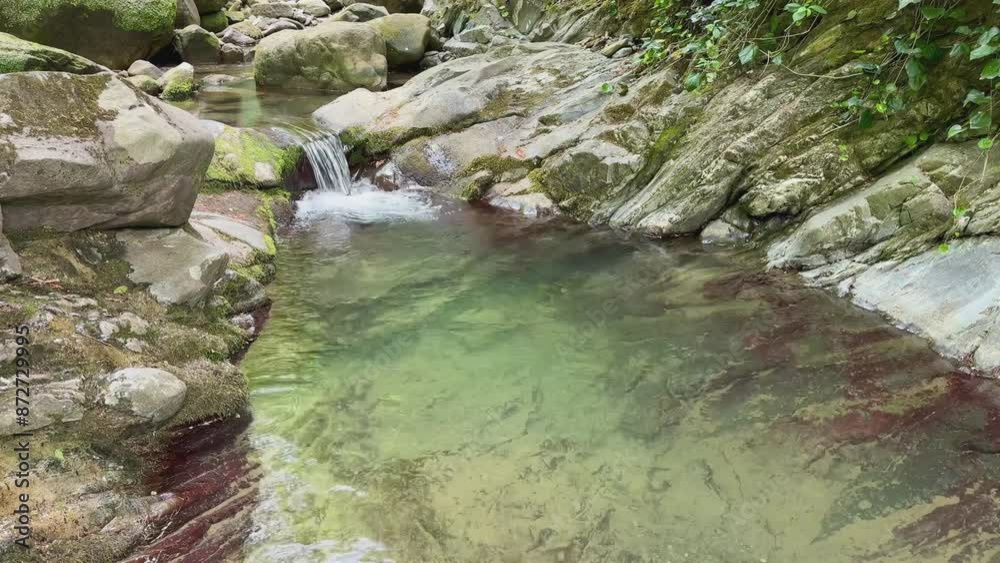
top-left (240, 191), bottom-right (1000, 562)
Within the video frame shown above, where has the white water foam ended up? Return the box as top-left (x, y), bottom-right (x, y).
top-left (296, 180), bottom-right (439, 224)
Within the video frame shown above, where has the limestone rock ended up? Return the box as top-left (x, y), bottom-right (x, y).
top-left (367, 14), bottom-right (433, 67)
top-left (118, 227), bottom-right (229, 305)
top-left (0, 32), bottom-right (104, 75)
top-left (100, 368), bottom-right (187, 424)
top-left (175, 25), bottom-right (222, 64)
top-left (254, 21), bottom-right (387, 92)
top-left (0, 72), bottom-right (214, 232)
top-left (0, 0), bottom-right (176, 69)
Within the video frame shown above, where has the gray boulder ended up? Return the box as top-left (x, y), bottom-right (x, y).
top-left (100, 368), bottom-right (187, 424)
top-left (127, 59), bottom-right (163, 79)
top-left (298, 0), bottom-right (332, 17)
top-left (263, 19), bottom-right (302, 35)
top-left (174, 25), bottom-right (222, 64)
top-left (177, 0), bottom-right (202, 27)
top-left (118, 228), bottom-right (230, 306)
top-left (332, 3), bottom-right (389, 22)
top-left (0, 32), bottom-right (105, 75)
top-left (0, 72), bottom-right (215, 232)
top-left (342, 0), bottom-right (422, 13)
top-left (254, 21), bottom-right (387, 92)
top-left (250, 2), bottom-right (298, 18)
top-left (442, 38), bottom-right (486, 57)
top-left (368, 14), bottom-right (433, 67)
top-left (194, 0), bottom-right (228, 14)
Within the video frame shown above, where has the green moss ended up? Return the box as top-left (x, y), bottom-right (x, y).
top-left (342, 126), bottom-right (408, 159)
top-left (460, 173), bottom-right (494, 201)
top-left (602, 103), bottom-right (637, 123)
top-left (461, 155), bottom-right (531, 178)
top-left (200, 11), bottom-right (229, 32)
top-left (160, 77), bottom-right (194, 101)
top-left (205, 127), bottom-right (302, 190)
top-left (0, 72), bottom-right (113, 138)
top-left (0, 0), bottom-right (175, 34)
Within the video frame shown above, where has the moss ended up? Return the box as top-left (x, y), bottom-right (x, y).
top-left (602, 102), bottom-right (637, 123)
top-left (10, 230), bottom-right (133, 296)
top-left (0, 72), bottom-right (113, 138)
top-left (200, 11), bottom-right (229, 32)
top-left (205, 127), bottom-right (302, 190)
top-left (160, 77), bottom-right (194, 101)
top-left (342, 125), bottom-right (409, 159)
top-left (460, 173), bottom-right (494, 201)
top-left (461, 155), bottom-right (530, 178)
top-left (0, 0), bottom-right (176, 34)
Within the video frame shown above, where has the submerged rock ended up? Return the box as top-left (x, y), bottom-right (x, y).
top-left (254, 21), bottom-right (388, 92)
top-left (0, 0), bottom-right (176, 69)
top-left (0, 32), bottom-right (105, 74)
top-left (0, 72), bottom-right (214, 232)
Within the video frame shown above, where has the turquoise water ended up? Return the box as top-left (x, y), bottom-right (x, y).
top-left (240, 191), bottom-right (1000, 562)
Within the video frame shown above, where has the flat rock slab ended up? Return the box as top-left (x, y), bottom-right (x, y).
top-left (190, 211), bottom-right (271, 263)
top-left (849, 237), bottom-right (1000, 372)
top-left (119, 228), bottom-right (229, 305)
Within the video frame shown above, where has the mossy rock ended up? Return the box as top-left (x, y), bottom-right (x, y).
top-left (0, 32), bottom-right (104, 74)
top-left (205, 125), bottom-right (304, 190)
top-left (0, 0), bottom-right (176, 69)
top-left (200, 11), bottom-right (229, 32)
top-left (161, 77), bottom-right (195, 101)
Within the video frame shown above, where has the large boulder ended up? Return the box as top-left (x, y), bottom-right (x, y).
top-left (176, 0), bottom-right (202, 27)
top-left (297, 0), bottom-right (332, 17)
top-left (367, 14), bottom-right (432, 67)
top-left (254, 21), bottom-right (387, 92)
top-left (200, 11), bottom-right (230, 32)
top-left (0, 72), bottom-right (215, 232)
top-left (158, 62), bottom-right (197, 100)
top-left (174, 24), bottom-right (221, 64)
top-left (343, 0), bottom-right (422, 13)
top-left (205, 125), bottom-right (304, 189)
top-left (332, 3), bottom-right (389, 22)
top-left (0, 32), bottom-right (105, 74)
top-left (0, 0), bottom-right (176, 69)
top-left (249, 1), bottom-right (298, 18)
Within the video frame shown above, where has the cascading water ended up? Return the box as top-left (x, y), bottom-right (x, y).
top-left (286, 126), bottom-right (440, 223)
top-left (300, 131), bottom-right (354, 194)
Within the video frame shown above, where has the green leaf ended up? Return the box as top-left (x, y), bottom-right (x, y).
top-left (953, 207), bottom-right (967, 217)
top-left (599, 82), bottom-right (613, 94)
top-left (898, 0), bottom-right (921, 8)
top-left (846, 9), bottom-right (858, 19)
top-left (950, 43), bottom-right (971, 59)
top-left (904, 134), bottom-right (918, 147)
top-left (53, 449), bottom-right (65, 462)
top-left (982, 59), bottom-right (1000, 80)
top-left (793, 6), bottom-right (809, 22)
top-left (979, 27), bottom-right (999, 46)
top-left (859, 108), bottom-right (875, 129)
top-left (920, 6), bottom-right (945, 18)
top-left (739, 43), bottom-right (759, 65)
top-left (684, 72), bottom-right (703, 91)
top-left (980, 138), bottom-right (995, 151)
top-left (970, 110), bottom-right (992, 130)
top-left (894, 39), bottom-right (921, 55)
top-left (905, 57), bottom-right (927, 90)
top-left (811, 5), bottom-right (827, 15)
top-left (964, 89), bottom-right (989, 106)
top-left (939, 242), bottom-right (950, 253)
top-left (970, 44), bottom-right (997, 60)
top-left (946, 124), bottom-right (965, 139)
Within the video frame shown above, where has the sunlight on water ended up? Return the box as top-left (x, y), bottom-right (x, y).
top-left (241, 206), bottom-right (1000, 563)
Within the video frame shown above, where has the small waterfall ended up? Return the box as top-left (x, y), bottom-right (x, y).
top-left (287, 127), bottom-right (354, 194)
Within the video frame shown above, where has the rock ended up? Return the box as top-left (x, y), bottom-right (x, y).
top-left (117, 312), bottom-right (150, 335)
top-left (191, 211), bottom-right (273, 263)
top-left (0, 72), bottom-right (215, 232)
top-left (454, 24), bottom-right (492, 44)
top-left (100, 368), bottom-right (187, 424)
top-left (342, 0), bottom-right (422, 13)
top-left (250, 1), bottom-right (298, 18)
top-left (118, 228), bottom-right (230, 306)
top-left (0, 232), bottom-right (21, 280)
top-left (484, 179), bottom-right (558, 217)
top-left (600, 37), bottom-right (631, 57)
top-left (217, 269), bottom-right (269, 313)
top-left (195, 0), bottom-right (228, 14)
top-left (231, 312), bottom-right (256, 334)
top-left (127, 74), bottom-right (163, 95)
top-left (230, 20), bottom-right (265, 40)
top-left (263, 19), bottom-right (302, 35)
top-left (0, 379), bottom-right (84, 435)
top-left (174, 25), bottom-right (222, 64)
top-left (98, 320), bottom-right (119, 340)
top-left (127, 59), bottom-right (163, 79)
top-left (159, 62), bottom-right (197, 100)
top-left (298, 0), bottom-right (332, 17)
top-left (220, 43), bottom-right (246, 63)
top-left (367, 14), bottom-right (433, 67)
top-left (374, 161), bottom-right (409, 190)
top-left (202, 73), bottom-right (240, 86)
top-left (0, 32), bottom-right (105, 75)
top-left (205, 125), bottom-right (303, 189)
top-left (201, 10), bottom-right (230, 32)
top-left (221, 27), bottom-right (258, 47)
top-left (331, 3), bottom-right (389, 22)
top-left (254, 21), bottom-right (387, 92)
top-left (177, 0), bottom-right (202, 27)
top-left (418, 50), bottom-right (451, 69)
top-left (0, 0), bottom-right (176, 69)
top-left (441, 38), bottom-right (487, 58)
top-left (611, 47), bottom-right (633, 59)
top-left (701, 219), bottom-right (749, 245)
